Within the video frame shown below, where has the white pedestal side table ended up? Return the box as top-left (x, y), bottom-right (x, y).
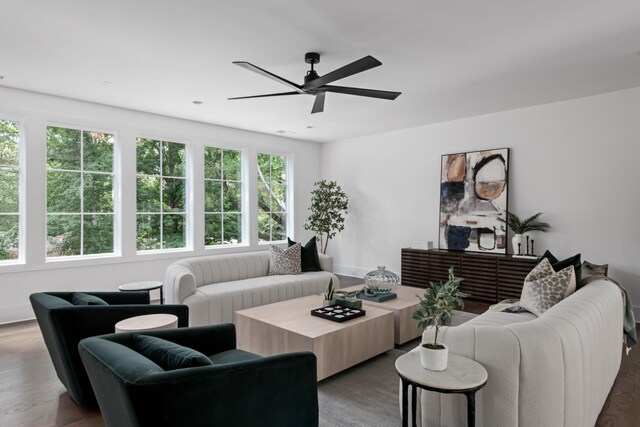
top-left (118, 281), bottom-right (164, 304)
top-left (395, 351), bottom-right (488, 427)
top-left (115, 313), bottom-right (178, 333)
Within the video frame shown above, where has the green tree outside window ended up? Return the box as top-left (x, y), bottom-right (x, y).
top-left (0, 119), bottom-right (20, 261)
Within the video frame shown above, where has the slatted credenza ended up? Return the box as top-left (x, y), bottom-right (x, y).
top-left (401, 248), bottom-right (539, 303)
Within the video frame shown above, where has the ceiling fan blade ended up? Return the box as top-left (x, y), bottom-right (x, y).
top-left (311, 91), bottom-right (326, 114)
top-left (303, 55), bottom-right (382, 90)
top-left (321, 85), bottom-right (401, 100)
top-left (233, 61), bottom-right (304, 93)
top-left (227, 91), bottom-right (302, 100)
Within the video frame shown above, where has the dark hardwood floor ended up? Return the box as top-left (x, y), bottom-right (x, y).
top-left (0, 277), bottom-right (637, 426)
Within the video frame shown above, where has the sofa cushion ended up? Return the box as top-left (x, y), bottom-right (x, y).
top-left (520, 258), bottom-right (576, 316)
top-left (288, 237), bottom-right (321, 272)
top-left (209, 349), bottom-right (263, 364)
top-left (580, 260), bottom-right (608, 286)
top-left (269, 244), bottom-right (302, 275)
top-left (542, 250), bottom-right (582, 285)
top-left (71, 292), bottom-right (109, 306)
top-left (133, 334), bottom-right (213, 371)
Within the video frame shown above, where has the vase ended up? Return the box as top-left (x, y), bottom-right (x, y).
top-left (364, 266), bottom-right (400, 294)
top-left (511, 234), bottom-right (525, 255)
top-left (420, 343), bottom-right (449, 371)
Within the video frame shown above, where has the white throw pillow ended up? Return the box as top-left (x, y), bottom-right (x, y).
top-left (519, 258), bottom-right (576, 316)
top-left (268, 243), bottom-right (302, 275)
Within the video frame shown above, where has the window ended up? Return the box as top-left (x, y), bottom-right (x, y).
top-left (204, 147), bottom-right (243, 246)
top-left (46, 126), bottom-right (115, 257)
top-left (257, 153), bottom-right (288, 242)
top-left (136, 138), bottom-right (186, 251)
top-left (0, 119), bottom-right (20, 262)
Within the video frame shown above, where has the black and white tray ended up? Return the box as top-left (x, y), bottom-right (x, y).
top-left (311, 304), bottom-right (366, 323)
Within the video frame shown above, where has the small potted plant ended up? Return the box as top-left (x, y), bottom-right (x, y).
top-left (413, 267), bottom-right (468, 371)
top-left (497, 212), bottom-right (551, 255)
top-left (323, 278), bottom-right (335, 307)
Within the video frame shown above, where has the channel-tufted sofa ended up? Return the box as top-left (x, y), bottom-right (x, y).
top-left (411, 278), bottom-right (624, 427)
top-left (164, 250), bottom-right (339, 326)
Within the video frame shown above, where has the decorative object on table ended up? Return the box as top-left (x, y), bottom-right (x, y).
top-left (439, 148), bottom-right (509, 254)
top-left (287, 237), bottom-right (321, 271)
top-left (334, 296), bottom-right (363, 309)
top-left (413, 266), bottom-right (468, 371)
top-left (322, 277), bottom-right (335, 306)
top-left (357, 290), bottom-right (397, 302)
top-left (497, 211), bottom-right (550, 256)
top-left (335, 288), bottom-right (361, 298)
top-left (311, 304), bottom-right (366, 323)
top-left (268, 243), bottom-right (302, 275)
top-left (364, 266), bottom-right (399, 293)
top-left (304, 180), bottom-right (349, 254)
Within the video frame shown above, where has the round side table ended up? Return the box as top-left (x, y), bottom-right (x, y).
top-left (115, 313), bottom-right (178, 333)
top-left (395, 351), bottom-right (488, 427)
top-left (118, 281), bottom-right (164, 304)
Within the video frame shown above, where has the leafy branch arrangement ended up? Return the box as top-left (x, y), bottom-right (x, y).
top-left (304, 180), bottom-right (348, 254)
top-left (413, 267), bottom-right (469, 350)
top-left (497, 212), bottom-right (551, 234)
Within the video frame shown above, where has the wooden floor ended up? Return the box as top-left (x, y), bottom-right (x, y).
top-left (1, 278), bottom-right (638, 426)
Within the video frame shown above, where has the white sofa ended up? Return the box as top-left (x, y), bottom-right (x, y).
top-left (412, 279), bottom-right (623, 427)
top-left (164, 251), bottom-right (339, 326)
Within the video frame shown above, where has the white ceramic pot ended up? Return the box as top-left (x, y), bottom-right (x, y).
top-left (420, 343), bottom-right (449, 371)
top-left (322, 299), bottom-right (334, 307)
top-left (512, 234), bottom-right (525, 255)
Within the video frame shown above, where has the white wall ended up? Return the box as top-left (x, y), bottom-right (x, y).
top-left (0, 87), bottom-right (322, 324)
top-left (321, 87), bottom-right (640, 315)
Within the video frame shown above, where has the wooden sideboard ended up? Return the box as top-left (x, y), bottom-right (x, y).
top-left (401, 248), bottom-right (539, 303)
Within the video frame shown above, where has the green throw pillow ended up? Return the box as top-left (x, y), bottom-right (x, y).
top-left (541, 250), bottom-right (582, 286)
top-left (70, 292), bottom-right (109, 306)
top-left (133, 334), bottom-right (213, 371)
top-left (288, 237), bottom-right (322, 272)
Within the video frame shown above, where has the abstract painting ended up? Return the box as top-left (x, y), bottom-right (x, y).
top-left (439, 148), bottom-right (509, 254)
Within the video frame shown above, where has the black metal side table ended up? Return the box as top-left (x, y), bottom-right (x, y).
top-left (395, 351), bottom-right (487, 427)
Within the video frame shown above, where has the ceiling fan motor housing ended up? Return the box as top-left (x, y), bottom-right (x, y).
top-left (304, 52), bottom-right (320, 65)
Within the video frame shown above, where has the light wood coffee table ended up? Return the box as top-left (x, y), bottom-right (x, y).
top-left (340, 284), bottom-right (423, 345)
top-left (234, 295), bottom-right (394, 381)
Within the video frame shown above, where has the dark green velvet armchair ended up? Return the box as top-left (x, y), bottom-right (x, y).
top-left (29, 291), bottom-right (189, 407)
top-left (78, 324), bottom-right (319, 427)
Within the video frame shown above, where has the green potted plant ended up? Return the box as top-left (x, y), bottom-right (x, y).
top-left (413, 267), bottom-right (468, 371)
top-left (323, 278), bottom-right (335, 307)
top-left (304, 180), bottom-right (349, 254)
top-left (497, 212), bottom-right (551, 255)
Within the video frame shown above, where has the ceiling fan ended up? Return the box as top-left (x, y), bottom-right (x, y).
top-left (228, 52), bottom-right (401, 114)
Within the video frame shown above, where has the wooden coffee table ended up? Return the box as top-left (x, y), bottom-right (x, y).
top-left (340, 284), bottom-right (423, 345)
top-left (234, 295), bottom-right (394, 381)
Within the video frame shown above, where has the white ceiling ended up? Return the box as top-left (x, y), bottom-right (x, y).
top-left (2, 0), bottom-right (640, 142)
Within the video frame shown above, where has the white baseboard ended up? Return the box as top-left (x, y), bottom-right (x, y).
top-left (333, 264), bottom-right (369, 278)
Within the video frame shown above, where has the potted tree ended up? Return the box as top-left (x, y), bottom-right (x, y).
top-left (304, 180), bottom-right (349, 254)
top-left (497, 212), bottom-right (551, 255)
top-left (413, 267), bottom-right (468, 371)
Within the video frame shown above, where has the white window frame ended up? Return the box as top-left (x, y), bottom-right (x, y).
top-left (203, 145), bottom-right (246, 248)
top-left (45, 124), bottom-right (118, 260)
top-left (257, 152), bottom-right (292, 244)
top-left (0, 116), bottom-right (24, 265)
top-left (135, 137), bottom-right (190, 253)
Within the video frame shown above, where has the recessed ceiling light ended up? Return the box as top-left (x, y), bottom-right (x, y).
top-left (0, 76), bottom-right (4, 80)
top-left (276, 130), bottom-right (296, 134)
top-left (306, 126), bottom-right (315, 129)
top-left (192, 100), bottom-right (203, 105)
top-left (102, 80), bottom-right (112, 85)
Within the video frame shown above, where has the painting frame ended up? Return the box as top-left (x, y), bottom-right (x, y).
top-left (438, 147), bottom-right (510, 254)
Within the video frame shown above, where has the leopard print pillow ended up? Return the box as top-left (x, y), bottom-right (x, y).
top-left (268, 243), bottom-right (302, 275)
top-left (519, 258), bottom-right (576, 316)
